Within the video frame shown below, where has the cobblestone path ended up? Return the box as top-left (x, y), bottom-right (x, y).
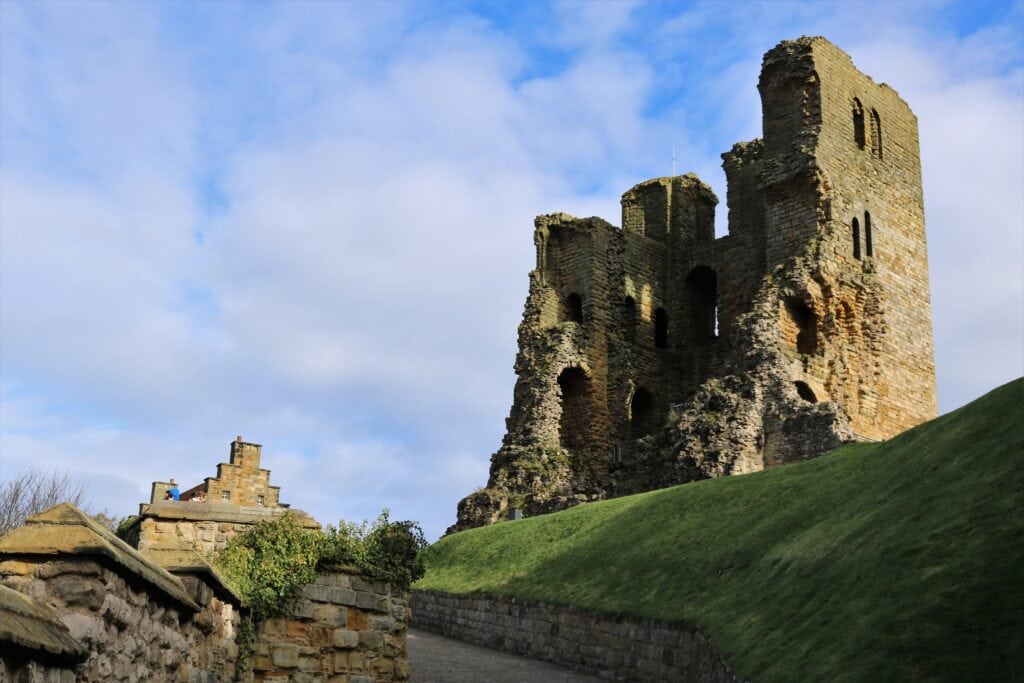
top-left (407, 628), bottom-right (602, 682)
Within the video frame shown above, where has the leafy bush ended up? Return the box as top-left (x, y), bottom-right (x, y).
top-left (114, 515), bottom-right (139, 541)
top-left (363, 514), bottom-right (428, 587)
top-left (213, 510), bottom-right (426, 622)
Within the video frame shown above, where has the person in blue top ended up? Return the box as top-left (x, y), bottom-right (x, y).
top-left (165, 479), bottom-right (180, 501)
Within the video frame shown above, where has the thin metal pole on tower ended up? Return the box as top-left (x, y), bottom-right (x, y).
top-left (672, 147), bottom-right (676, 176)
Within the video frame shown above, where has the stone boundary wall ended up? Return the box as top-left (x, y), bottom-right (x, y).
top-left (0, 556), bottom-right (239, 682)
top-left (412, 590), bottom-right (742, 682)
top-left (252, 572), bottom-right (411, 682)
top-left (0, 506), bottom-right (412, 683)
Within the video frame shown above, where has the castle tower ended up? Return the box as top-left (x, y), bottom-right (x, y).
top-left (753, 37), bottom-right (938, 440)
top-left (451, 37), bottom-right (937, 533)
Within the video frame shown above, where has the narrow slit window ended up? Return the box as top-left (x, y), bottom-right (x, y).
top-left (624, 296), bottom-right (637, 341)
top-left (864, 211), bottom-right (873, 257)
top-left (629, 387), bottom-right (655, 439)
top-left (852, 98), bottom-right (866, 149)
top-left (852, 217), bottom-right (861, 260)
top-left (685, 266), bottom-right (719, 343)
top-left (654, 308), bottom-right (669, 349)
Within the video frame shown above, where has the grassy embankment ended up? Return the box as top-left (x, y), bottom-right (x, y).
top-left (417, 379), bottom-right (1024, 681)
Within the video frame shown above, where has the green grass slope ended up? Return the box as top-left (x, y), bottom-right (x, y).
top-left (417, 379), bottom-right (1024, 681)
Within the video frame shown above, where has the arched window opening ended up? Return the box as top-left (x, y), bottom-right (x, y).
top-left (794, 381), bottom-right (817, 403)
top-left (623, 296), bottom-right (637, 341)
top-left (629, 387), bottom-right (656, 439)
top-left (852, 98), bottom-right (866, 149)
top-left (784, 298), bottom-right (818, 355)
top-left (654, 308), bottom-right (669, 349)
top-left (870, 109), bottom-right (883, 159)
top-left (685, 266), bottom-right (719, 343)
top-left (557, 367), bottom-right (590, 450)
top-left (562, 292), bottom-right (583, 323)
top-left (852, 217), bottom-right (861, 260)
top-left (864, 211), bottom-right (874, 257)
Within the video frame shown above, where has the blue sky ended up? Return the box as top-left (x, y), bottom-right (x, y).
top-left (2, 0), bottom-right (1022, 541)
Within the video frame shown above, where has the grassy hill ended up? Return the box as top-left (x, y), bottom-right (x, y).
top-left (416, 379), bottom-right (1024, 681)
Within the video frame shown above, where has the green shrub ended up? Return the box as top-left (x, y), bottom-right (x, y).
top-left (214, 509), bottom-right (427, 622)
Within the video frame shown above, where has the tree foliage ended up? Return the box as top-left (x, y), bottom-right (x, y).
top-left (0, 467), bottom-right (91, 536)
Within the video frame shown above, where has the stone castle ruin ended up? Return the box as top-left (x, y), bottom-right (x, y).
top-left (452, 37), bottom-right (938, 532)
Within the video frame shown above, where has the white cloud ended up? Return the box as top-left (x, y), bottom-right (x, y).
top-left (1, 2), bottom-right (1021, 540)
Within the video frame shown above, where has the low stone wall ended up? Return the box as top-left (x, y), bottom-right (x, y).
top-left (252, 572), bottom-right (411, 682)
top-left (1, 506), bottom-right (414, 682)
top-left (412, 590), bottom-right (741, 682)
top-left (0, 557), bottom-right (239, 681)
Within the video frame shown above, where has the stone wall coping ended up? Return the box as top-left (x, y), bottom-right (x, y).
top-left (0, 584), bottom-right (86, 659)
top-left (141, 547), bottom-right (243, 604)
top-left (137, 501), bottom-right (319, 528)
top-left (0, 504), bottom-right (200, 612)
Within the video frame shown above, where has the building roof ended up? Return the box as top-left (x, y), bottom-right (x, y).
top-left (0, 504), bottom-right (199, 612)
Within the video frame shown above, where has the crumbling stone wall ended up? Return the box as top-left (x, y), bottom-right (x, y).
top-left (453, 36), bottom-right (937, 532)
top-left (252, 572), bottom-right (410, 682)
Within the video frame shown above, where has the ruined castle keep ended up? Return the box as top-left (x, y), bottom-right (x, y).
top-left (452, 37), bottom-right (938, 532)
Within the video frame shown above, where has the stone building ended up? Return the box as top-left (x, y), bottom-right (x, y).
top-left (452, 36), bottom-right (938, 532)
top-left (131, 437), bottom-right (320, 556)
top-left (152, 436), bottom-right (282, 508)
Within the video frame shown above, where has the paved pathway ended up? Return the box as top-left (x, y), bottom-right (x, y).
top-left (407, 628), bottom-right (601, 682)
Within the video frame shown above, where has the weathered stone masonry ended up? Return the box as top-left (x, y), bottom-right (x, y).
top-left (0, 505), bottom-right (242, 682)
top-left (1, 440), bottom-right (412, 683)
top-left (411, 590), bottom-right (740, 682)
top-left (130, 437), bottom-right (321, 557)
top-left (253, 574), bottom-right (411, 682)
top-left (453, 36), bottom-right (938, 531)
